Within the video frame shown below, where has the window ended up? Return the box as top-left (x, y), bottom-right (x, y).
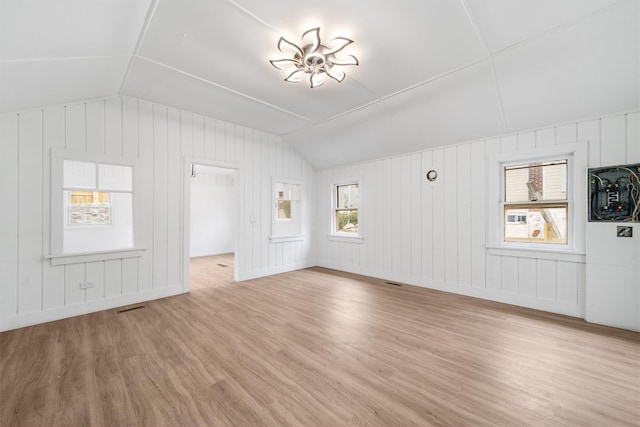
top-left (68, 191), bottom-right (111, 225)
top-left (503, 160), bottom-right (568, 244)
top-left (334, 183), bottom-right (359, 234)
top-left (62, 160), bottom-right (133, 253)
top-left (271, 179), bottom-right (302, 240)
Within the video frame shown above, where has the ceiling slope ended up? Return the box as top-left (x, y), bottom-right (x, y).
top-left (1, 0), bottom-right (638, 169)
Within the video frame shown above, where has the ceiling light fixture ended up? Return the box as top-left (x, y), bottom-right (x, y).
top-left (269, 27), bottom-right (359, 88)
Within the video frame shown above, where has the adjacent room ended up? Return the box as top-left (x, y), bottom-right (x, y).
top-left (1, 1), bottom-right (639, 426)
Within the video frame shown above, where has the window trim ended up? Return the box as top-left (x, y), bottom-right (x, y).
top-left (49, 149), bottom-right (143, 262)
top-left (270, 177), bottom-right (303, 241)
top-left (487, 142), bottom-right (587, 254)
top-left (330, 178), bottom-right (362, 239)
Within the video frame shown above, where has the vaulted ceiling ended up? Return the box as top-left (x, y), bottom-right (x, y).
top-left (1, 0), bottom-right (638, 169)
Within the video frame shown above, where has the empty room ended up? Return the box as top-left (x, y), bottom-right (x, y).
top-left (1, 1), bottom-right (639, 426)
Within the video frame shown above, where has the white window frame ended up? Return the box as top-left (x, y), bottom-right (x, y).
top-left (269, 177), bottom-right (303, 242)
top-left (487, 143), bottom-right (586, 261)
top-left (328, 178), bottom-right (364, 243)
top-left (46, 149), bottom-right (145, 266)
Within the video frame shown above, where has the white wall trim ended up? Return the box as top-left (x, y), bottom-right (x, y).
top-left (237, 261), bottom-right (315, 281)
top-left (0, 284), bottom-right (184, 332)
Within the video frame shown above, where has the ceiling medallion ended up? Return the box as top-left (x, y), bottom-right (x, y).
top-left (269, 27), bottom-right (359, 88)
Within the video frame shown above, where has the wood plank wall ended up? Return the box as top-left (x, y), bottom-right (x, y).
top-left (316, 111), bottom-right (640, 317)
top-left (0, 96), bottom-right (315, 331)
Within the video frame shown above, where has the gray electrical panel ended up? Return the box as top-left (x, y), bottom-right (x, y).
top-left (588, 163), bottom-right (640, 222)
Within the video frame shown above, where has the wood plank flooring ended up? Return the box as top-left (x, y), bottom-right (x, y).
top-left (1, 256), bottom-right (639, 426)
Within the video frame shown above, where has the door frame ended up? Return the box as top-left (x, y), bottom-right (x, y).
top-left (182, 157), bottom-right (242, 291)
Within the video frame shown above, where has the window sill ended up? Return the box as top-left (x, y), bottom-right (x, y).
top-left (327, 235), bottom-right (364, 244)
top-left (486, 246), bottom-right (585, 263)
top-left (269, 235), bottom-right (305, 243)
top-left (44, 247), bottom-right (146, 266)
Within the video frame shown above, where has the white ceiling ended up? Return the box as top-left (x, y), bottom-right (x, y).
top-left (1, 0), bottom-right (638, 169)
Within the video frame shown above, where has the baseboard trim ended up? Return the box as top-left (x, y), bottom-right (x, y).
top-left (237, 262), bottom-right (315, 281)
top-left (317, 262), bottom-right (583, 319)
top-left (0, 284), bottom-right (185, 332)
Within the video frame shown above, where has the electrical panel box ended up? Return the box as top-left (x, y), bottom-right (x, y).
top-left (588, 163), bottom-right (640, 222)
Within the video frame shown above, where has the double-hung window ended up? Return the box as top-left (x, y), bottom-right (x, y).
top-left (334, 183), bottom-right (359, 234)
top-left (503, 159), bottom-right (568, 245)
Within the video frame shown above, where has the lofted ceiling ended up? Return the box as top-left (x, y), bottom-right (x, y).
top-left (1, 0), bottom-right (638, 169)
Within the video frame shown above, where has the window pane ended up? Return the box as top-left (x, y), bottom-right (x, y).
top-left (68, 190), bottom-right (111, 225)
top-left (336, 209), bottom-right (358, 233)
top-left (505, 161), bottom-right (567, 202)
top-left (277, 199), bottom-right (291, 220)
top-left (63, 160), bottom-right (96, 189)
top-left (504, 204), bottom-right (567, 244)
top-left (337, 184), bottom-right (358, 209)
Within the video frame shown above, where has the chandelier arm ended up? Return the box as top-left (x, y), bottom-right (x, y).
top-left (324, 37), bottom-right (354, 55)
top-left (302, 28), bottom-right (321, 54)
top-left (277, 37), bottom-right (303, 57)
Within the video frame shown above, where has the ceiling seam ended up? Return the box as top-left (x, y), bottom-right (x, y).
top-left (225, 0), bottom-right (279, 32)
top-left (303, 58), bottom-right (489, 128)
top-left (136, 56), bottom-right (316, 123)
top-left (118, 0), bottom-right (161, 95)
top-left (459, 0), bottom-right (508, 134)
top-left (0, 55), bottom-right (130, 63)
top-left (489, 0), bottom-right (631, 58)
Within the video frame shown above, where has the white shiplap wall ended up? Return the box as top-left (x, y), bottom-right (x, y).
top-left (0, 96), bottom-right (315, 331)
top-left (316, 111), bottom-right (640, 318)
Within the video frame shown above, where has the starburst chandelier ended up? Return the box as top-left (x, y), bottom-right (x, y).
top-left (269, 27), bottom-right (359, 88)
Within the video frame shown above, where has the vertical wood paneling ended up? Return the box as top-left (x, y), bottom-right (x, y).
top-left (373, 159), bottom-right (385, 276)
top-left (555, 124), bottom-right (577, 144)
top-left (192, 115), bottom-right (205, 159)
top-left (469, 141), bottom-right (486, 288)
top-left (444, 147), bottom-right (457, 283)
top-left (86, 100), bottom-right (105, 154)
top-left (65, 103), bottom-right (85, 150)
top-left (105, 97), bottom-right (123, 157)
top-left (42, 106), bottom-right (66, 310)
top-left (137, 101), bottom-right (154, 292)
top-left (152, 106), bottom-right (168, 289)
top-left (431, 149), bottom-right (445, 282)
top-left (601, 115), bottom-right (627, 166)
top-left (204, 117), bottom-right (215, 160)
top-left (166, 110), bottom-right (181, 287)
top-left (535, 127), bottom-right (555, 147)
top-left (104, 260), bottom-right (122, 298)
top-left (556, 261), bottom-right (578, 304)
top-left (517, 132), bottom-right (536, 151)
top-left (501, 256), bottom-right (518, 294)
top-left (399, 156), bottom-right (411, 278)
top-left (486, 255), bottom-right (501, 291)
top-left (457, 144), bottom-right (471, 287)
top-left (390, 157), bottom-right (402, 275)
top-left (122, 98), bottom-right (139, 159)
top-left (626, 112), bottom-right (640, 163)
top-left (518, 258), bottom-right (537, 298)
top-left (18, 110), bottom-right (43, 314)
top-left (64, 264), bottom-right (85, 306)
top-left (85, 261), bottom-right (105, 302)
top-left (121, 258), bottom-right (138, 295)
top-left (500, 135), bottom-right (518, 152)
top-left (0, 115), bottom-right (19, 317)
top-left (537, 259), bottom-right (556, 300)
top-left (382, 158), bottom-right (393, 275)
top-left (578, 119), bottom-right (601, 167)
top-left (226, 123), bottom-right (236, 164)
top-left (410, 153), bottom-right (422, 279)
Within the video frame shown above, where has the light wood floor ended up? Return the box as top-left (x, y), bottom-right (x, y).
top-left (1, 259), bottom-right (639, 426)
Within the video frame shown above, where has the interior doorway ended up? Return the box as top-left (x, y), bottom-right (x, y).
top-left (185, 163), bottom-right (238, 291)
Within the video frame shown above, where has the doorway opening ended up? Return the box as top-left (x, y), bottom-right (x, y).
top-left (186, 164), bottom-right (238, 291)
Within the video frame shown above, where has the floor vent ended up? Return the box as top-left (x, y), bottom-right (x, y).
top-left (217, 264), bottom-right (228, 267)
top-left (117, 305), bottom-right (145, 313)
top-left (385, 281), bottom-right (403, 287)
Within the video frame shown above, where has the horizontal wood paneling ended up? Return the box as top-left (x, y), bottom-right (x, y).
top-left (0, 96), bottom-right (315, 331)
top-left (316, 111), bottom-right (638, 318)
